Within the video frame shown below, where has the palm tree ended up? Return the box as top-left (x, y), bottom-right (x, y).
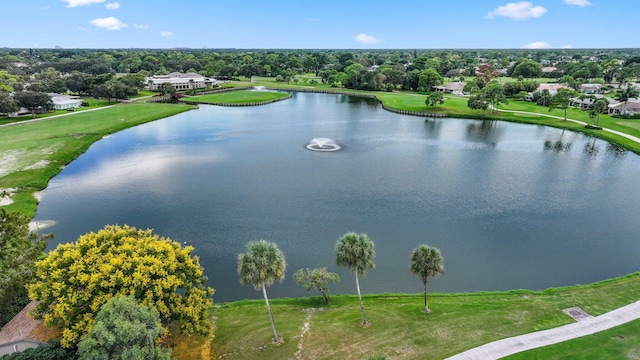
top-left (335, 232), bottom-right (375, 325)
top-left (615, 86), bottom-right (640, 116)
top-left (410, 245), bottom-right (444, 313)
top-left (238, 240), bottom-right (286, 342)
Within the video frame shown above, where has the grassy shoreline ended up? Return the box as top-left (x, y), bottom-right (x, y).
top-left (0, 102), bottom-right (194, 217)
top-left (209, 272), bottom-right (640, 360)
top-left (2, 89), bottom-right (640, 358)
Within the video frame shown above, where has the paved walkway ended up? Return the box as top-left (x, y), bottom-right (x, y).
top-left (0, 104), bottom-right (115, 128)
top-left (445, 300), bottom-right (640, 359)
top-left (496, 107), bottom-right (640, 144)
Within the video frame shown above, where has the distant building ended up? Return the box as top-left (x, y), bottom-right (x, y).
top-left (579, 84), bottom-right (603, 94)
top-left (49, 93), bottom-right (82, 110)
top-left (433, 82), bottom-right (465, 95)
top-left (608, 98), bottom-right (640, 116)
top-left (537, 83), bottom-right (566, 95)
top-left (144, 72), bottom-right (218, 91)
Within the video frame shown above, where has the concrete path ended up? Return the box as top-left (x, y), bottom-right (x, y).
top-left (445, 300), bottom-right (640, 360)
top-left (496, 107), bottom-right (640, 144)
top-left (0, 104), bottom-right (115, 128)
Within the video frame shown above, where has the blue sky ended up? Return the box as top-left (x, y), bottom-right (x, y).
top-left (2, 0), bottom-right (638, 49)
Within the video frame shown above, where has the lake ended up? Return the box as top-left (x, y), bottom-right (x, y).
top-left (34, 92), bottom-right (640, 302)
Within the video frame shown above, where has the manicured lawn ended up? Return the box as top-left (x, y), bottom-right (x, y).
top-left (208, 273), bottom-right (640, 360)
top-left (185, 90), bottom-right (290, 104)
top-left (504, 319), bottom-right (640, 360)
top-left (0, 103), bottom-right (194, 216)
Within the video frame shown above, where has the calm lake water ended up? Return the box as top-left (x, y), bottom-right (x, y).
top-left (34, 92), bottom-right (640, 302)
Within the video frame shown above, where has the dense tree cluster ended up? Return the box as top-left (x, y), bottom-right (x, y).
top-left (0, 209), bottom-right (51, 327)
top-left (2, 48), bottom-right (640, 100)
top-left (27, 224), bottom-right (214, 347)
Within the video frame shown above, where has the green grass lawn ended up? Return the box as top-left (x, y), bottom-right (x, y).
top-left (0, 103), bottom-right (194, 216)
top-left (185, 90), bottom-right (290, 104)
top-left (504, 319), bottom-right (640, 360)
top-left (209, 273), bottom-right (640, 360)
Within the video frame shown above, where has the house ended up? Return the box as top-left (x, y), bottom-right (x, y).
top-left (608, 98), bottom-right (640, 116)
top-left (49, 93), bottom-right (82, 110)
top-left (537, 83), bottom-right (566, 95)
top-left (0, 302), bottom-right (46, 356)
top-left (569, 94), bottom-right (607, 110)
top-left (579, 84), bottom-right (603, 94)
top-left (433, 82), bottom-right (465, 95)
top-left (144, 72), bottom-right (218, 91)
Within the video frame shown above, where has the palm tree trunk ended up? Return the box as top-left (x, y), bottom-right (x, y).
top-left (423, 282), bottom-right (428, 312)
top-left (355, 274), bottom-right (367, 325)
top-left (262, 283), bottom-right (280, 342)
top-left (424, 282), bottom-right (430, 313)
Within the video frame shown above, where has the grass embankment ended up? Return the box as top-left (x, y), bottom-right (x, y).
top-left (0, 98), bottom-right (113, 126)
top-left (504, 320), bottom-right (640, 359)
top-left (185, 90), bottom-right (290, 105)
top-left (250, 76), bottom-right (640, 153)
top-left (0, 102), bottom-right (194, 216)
top-left (208, 273), bottom-right (640, 360)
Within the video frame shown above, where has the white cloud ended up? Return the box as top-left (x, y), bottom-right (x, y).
top-left (564, 0), bottom-right (592, 6)
top-left (105, 2), bottom-right (120, 10)
top-left (90, 17), bottom-right (127, 30)
top-left (354, 33), bottom-right (380, 44)
top-left (62, 0), bottom-right (105, 8)
top-left (487, 2), bottom-right (548, 20)
top-left (561, 44), bottom-right (573, 49)
top-left (160, 31), bottom-right (173, 38)
top-left (134, 24), bottom-right (150, 30)
top-left (524, 41), bottom-right (551, 49)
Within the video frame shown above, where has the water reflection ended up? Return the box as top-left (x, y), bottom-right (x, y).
top-left (584, 138), bottom-right (599, 158)
top-left (423, 119), bottom-right (442, 139)
top-left (33, 93), bottom-right (640, 302)
top-left (465, 120), bottom-right (502, 147)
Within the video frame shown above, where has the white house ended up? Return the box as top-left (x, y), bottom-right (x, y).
top-left (608, 98), bottom-right (640, 116)
top-left (49, 93), bottom-right (83, 110)
top-left (144, 72), bottom-right (217, 91)
top-left (433, 82), bottom-right (465, 95)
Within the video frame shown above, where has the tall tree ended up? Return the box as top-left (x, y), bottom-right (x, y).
top-left (13, 91), bottom-right (53, 118)
top-left (425, 91), bottom-right (445, 107)
top-left (482, 81), bottom-right (508, 113)
top-left (476, 64), bottom-right (499, 89)
top-left (467, 94), bottom-right (489, 116)
top-left (418, 68), bottom-right (444, 92)
top-left (335, 232), bottom-right (375, 325)
top-left (238, 240), bottom-right (286, 342)
top-left (77, 296), bottom-right (172, 360)
top-left (409, 245), bottom-right (444, 313)
top-left (0, 92), bottom-right (19, 115)
top-left (591, 98), bottom-right (609, 125)
top-left (293, 267), bottom-right (340, 304)
top-left (28, 225), bottom-right (214, 347)
top-left (615, 86), bottom-right (640, 115)
top-left (549, 88), bottom-right (578, 121)
top-left (0, 209), bottom-right (51, 327)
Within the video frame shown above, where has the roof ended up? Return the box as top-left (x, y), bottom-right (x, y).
top-left (608, 98), bottom-right (640, 111)
top-left (0, 302), bottom-right (42, 346)
top-left (538, 83), bottom-right (566, 91)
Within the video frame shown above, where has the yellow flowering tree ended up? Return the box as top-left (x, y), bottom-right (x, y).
top-left (27, 224), bottom-right (214, 347)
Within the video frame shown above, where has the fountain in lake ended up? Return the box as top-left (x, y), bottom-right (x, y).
top-left (305, 138), bottom-right (341, 152)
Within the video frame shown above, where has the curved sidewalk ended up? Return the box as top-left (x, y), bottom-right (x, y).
top-left (445, 300), bottom-right (640, 360)
top-left (496, 108), bottom-right (640, 145)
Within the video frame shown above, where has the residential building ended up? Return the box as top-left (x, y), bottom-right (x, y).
top-left (50, 93), bottom-right (82, 110)
top-left (144, 72), bottom-right (217, 91)
top-left (608, 98), bottom-right (640, 116)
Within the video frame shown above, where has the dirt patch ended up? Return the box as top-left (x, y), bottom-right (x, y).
top-left (0, 188), bottom-right (16, 206)
top-left (23, 160), bottom-right (50, 171)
